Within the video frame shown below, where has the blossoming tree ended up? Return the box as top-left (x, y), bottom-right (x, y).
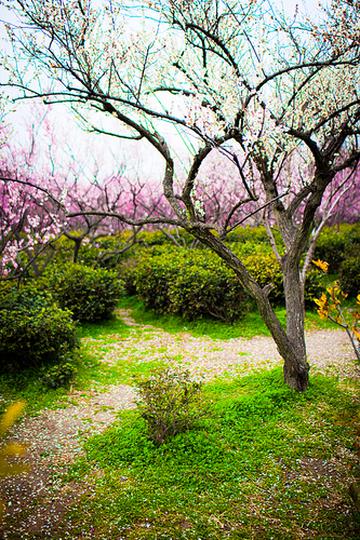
top-left (0, 116), bottom-right (64, 278)
top-left (1, 0), bottom-right (359, 390)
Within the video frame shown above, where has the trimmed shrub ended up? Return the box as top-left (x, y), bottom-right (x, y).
top-left (131, 246), bottom-right (249, 322)
top-left (339, 256), bottom-right (360, 297)
top-left (168, 263), bottom-right (248, 322)
top-left (0, 285), bottom-right (77, 370)
top-left (314, 223), bottom-right (360, 273)
top-left (136, 366), bottom-right (204, 445)
top-left (129, 247), bottom-right (180, 313)
top-left (43, 263), bottom-right (124, 322)
top-left (41, 360), bottom-right (77, 389)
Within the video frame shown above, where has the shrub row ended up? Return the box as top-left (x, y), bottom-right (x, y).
top-left (0, 263), bottom-right (123, 373)
top-left (39, 224), bottom-right (360, 299)
top-left (124, 246), bottom-right (324, 321)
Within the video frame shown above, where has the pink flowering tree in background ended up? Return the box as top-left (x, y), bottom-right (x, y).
top-left (0, 106), bottom-right (63, 276)
top-left (324, 168), bottom-right (360, 226)
top-left (61, 173), bottom-right (171, 262)
top-left (0, 166), bottom-right (63, 278)
top-left (0, 101), bottom-right (171, 271)
top-left (1, 0), bottom-right (359, 390)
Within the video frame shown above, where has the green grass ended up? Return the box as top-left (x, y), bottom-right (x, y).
top-left (119, 296), bottom-right (334, 339)
top-left (1, 293), bottom-right (358, 537)
top-left (66, 369), bottom-right (360, 539)
top-left (0, 367), bottom-right (72, 415)
top-left (0, 296), bottom-right (337, 415)
top-left (77, 314), bottom-right (132, 339)
top-left (0, 310), bottom-right (164, 415)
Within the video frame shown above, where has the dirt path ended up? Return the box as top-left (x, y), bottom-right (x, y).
top-left (115, 308), bottom-right (359, 380)
top-left (0, 310), bottom-right (358, 538)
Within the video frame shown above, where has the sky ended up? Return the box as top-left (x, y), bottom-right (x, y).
top-left (0, 0), bottom-right (328, 183)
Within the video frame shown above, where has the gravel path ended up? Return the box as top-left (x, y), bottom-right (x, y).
top-left (115, 309), bottom-right (359, 380)
top-left (0, 385), bottom-right (135, 538)
top-left (0, 309), bottom-right (358, 538)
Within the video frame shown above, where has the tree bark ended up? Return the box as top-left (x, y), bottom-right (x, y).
top-left (253, 282), bottom-right (309, 392)
top-left (282, 257), bottom-right (309, 390)
top-left (72, 237), bottom-right (82, 264)
top-left (191, 227), bottom-right (310, 391)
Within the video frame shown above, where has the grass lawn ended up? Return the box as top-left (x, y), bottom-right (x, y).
top-left (0, 299), bottom-right (358, 539)
top-left (119, 296), bottom-right (335, 340)
top-left (66, 369), bottom-right (359, 539)
top-left (0, 299), bottom-right (334, 415)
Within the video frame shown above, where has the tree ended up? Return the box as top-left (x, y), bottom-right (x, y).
top-left (1, 0), bottom-right (359, 390)
top-left (0, 103), bottom-right (168, 272)
top-left (0, 128), bottom-right (64, 278)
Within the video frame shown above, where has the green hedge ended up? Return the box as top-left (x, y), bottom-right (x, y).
top-left (124, 244), bottom-right (324, 320)
top-left (130, 247), bottom-right (249, 322)
top-left (43, 263), bottom-right (124, 322)
top-left (314, 223), bottom-right (360, 272)
top-left (339, 255), bottom-right (360, 297)
top-left (0, 285), bottom-right (77, 370)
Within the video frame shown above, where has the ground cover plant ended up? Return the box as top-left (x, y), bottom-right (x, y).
top-left (0, 291), bottom-right (358, 538)
top-left (65, 369), bottom-right (360, 539)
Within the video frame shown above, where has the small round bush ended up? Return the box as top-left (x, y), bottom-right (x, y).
top-left (136, 366), bottom-right (204, 445)
top-left (0, 285), bottom-right (77, 370)
top-left (167, 260), bottom-right (248, 322)
top-left (44, 263), bottom-right (123, 321)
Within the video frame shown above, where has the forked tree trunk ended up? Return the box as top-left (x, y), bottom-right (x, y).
top-left (193, 229), bottom-right (310, 391)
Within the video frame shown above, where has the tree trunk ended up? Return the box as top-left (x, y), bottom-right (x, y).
top-left (190, 228), bottom-right (310, 391)
top-left (72, 238), bottom-right (82, 263)
top-left (254, 287), bottom-right (309, 392)
top-left (281, 258), bottom-right (309, 391)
